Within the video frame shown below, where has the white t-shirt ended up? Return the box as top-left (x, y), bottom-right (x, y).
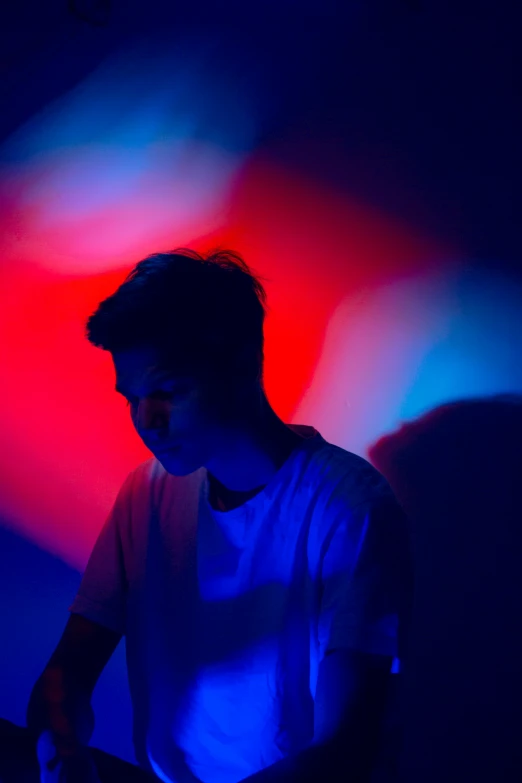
top-left (69, 425), bottom-right (409, 783)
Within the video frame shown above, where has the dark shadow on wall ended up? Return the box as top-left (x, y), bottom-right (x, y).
top-left (0, 522), bottom-right (134, 764)
top-left (369, 394), bottom-right (522, 783)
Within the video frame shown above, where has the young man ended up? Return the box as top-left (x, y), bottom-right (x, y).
top-left (26, 248), bottom-right (412, 783)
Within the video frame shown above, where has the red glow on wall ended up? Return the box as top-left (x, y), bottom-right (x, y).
top-left (0, 153), bottom-right (446, 569)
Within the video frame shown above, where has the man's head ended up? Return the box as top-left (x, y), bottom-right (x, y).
top-left (86, 247), bottom-right (269, 475)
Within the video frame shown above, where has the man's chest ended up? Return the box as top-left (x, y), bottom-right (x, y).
top-left (132, 508), bottom-right (316, 660)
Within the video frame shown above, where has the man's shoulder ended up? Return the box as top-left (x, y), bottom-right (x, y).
top-left (130, 455), bottom-right (164, 484)
top-left (307, 439), bottom-right (392, 507)
top-left (123, 457), bottom-right (205, 504)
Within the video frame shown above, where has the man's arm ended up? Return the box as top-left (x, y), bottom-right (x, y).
top-left (240, 648), bottom-right (392, 783)
top-left (26, 613), bottom-right (122, 759)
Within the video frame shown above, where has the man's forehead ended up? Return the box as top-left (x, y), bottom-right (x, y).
top-left (112, 347), bottom-right (177, 387)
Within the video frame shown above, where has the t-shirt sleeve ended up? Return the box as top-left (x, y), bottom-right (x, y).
top-left (68, 470), bottom-right (135, 636)
top-left (318, 490), bottom-right (412, 662)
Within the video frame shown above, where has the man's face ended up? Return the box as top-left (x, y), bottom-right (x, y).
top-left (112, 345), bottom-right (224, 476)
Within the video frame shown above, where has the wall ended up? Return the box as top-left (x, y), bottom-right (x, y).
top-left (0, 0), bottom-right (520, 766)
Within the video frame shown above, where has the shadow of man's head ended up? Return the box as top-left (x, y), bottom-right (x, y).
top-left (368, 393), bottom-right (522, 667)
top-left (369, 394), bottom-right (522, 532)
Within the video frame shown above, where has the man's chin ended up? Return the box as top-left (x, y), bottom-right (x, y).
top-left (155, 450), bottom-right (201, 477)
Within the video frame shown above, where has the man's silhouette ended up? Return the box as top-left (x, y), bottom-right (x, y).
top-left (1, 249), bottom-right (411, 783)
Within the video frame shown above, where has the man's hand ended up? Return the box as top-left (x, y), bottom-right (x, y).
top-left (37, 731), bottom-right (102, 783)
top-left (238, 649), bottom-right (393, 783)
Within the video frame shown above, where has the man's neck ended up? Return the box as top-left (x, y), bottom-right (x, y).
top-left (207, 473), bottom-right (267, 512)
top-left (205, 409), bottom-right (306, 495)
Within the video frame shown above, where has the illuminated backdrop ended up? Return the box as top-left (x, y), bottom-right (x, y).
top-left (0, 1), bottom-right (520, 766)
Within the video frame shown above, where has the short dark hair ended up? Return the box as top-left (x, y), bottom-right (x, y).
top-left (86, 248), bottom-right (269, 389)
